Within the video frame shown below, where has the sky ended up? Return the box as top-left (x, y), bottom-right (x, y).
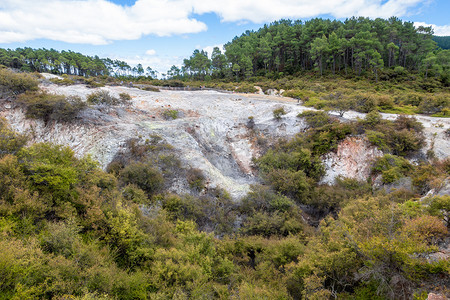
top-left (0, 0), bottom-right (449, 75)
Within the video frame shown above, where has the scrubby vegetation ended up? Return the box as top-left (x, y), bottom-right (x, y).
top-left (161, 109), bottom-right (179, 120)
top-left (87, 90), bottom-right (129, 106)
top-left (0, 117), bottom-right (448, 299)
top-left (0, 15), bottom-right (449, 300)
top-left (18, 92), bottom-right (86, 124)
top-left (0, 68), bottom-right (39, 97)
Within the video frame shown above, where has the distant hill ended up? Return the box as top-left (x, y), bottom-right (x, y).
top-left (433, 36), bottom-right (450, 49)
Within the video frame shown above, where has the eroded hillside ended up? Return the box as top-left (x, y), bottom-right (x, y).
top-left (1, 74), bottom-right (449, 198)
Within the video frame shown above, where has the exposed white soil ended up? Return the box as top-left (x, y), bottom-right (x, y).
top-left (1, 76), bottom-right (448, 198)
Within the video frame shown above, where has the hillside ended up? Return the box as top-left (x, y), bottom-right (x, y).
top-left (0, 67), bottom-right (449, 298)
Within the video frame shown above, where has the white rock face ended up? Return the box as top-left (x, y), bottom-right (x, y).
top-left (1, 82), bottom-right (449, 198)
top-left (320, 137), bottom-right (384, 185)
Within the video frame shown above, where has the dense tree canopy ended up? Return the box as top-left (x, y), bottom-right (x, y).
top-left (179, 17), bottom-right (449, 82)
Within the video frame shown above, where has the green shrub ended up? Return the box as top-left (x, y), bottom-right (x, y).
top-left (17, 92), bottom-right (86, 123)
top-left (49, 77), bottom-right (75, 86)
top-left (363, 110), bottom-right (383, 127)
top-left (121, 184), bottom-right (149, 204)
top-left (140, 86), bottom-right (160, 92)
top-left (352, 93), bottom-right (378, 113)
top-left (0, 118), bottom-right (28, 156)
top-left (119, 92), bottom-right (132, 102)
top-left (372, 154), bottom-right (413, 183)
top-left (87, 91), bottom-right (126, 106)
top-left (418, 95), bottom-right (449, 114)
top-left (119, 162), bottom-right (164, 197)
top-left (0, 69), bottom-right (38, 96)
top-left (273, 107), bottom-right (287, 120)
top-left (161, 109), bottom-right (179, 120)
top-left (186, 168), bottom-right (206, 191)
top-left (298, 110), bottom-right (334, 128)
top-left (366, 130), bottom-right (388, 151)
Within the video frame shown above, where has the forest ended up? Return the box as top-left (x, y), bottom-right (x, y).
top-left (0, 17), bottom-right (449, 83)
top-left (0, 16), bottom-right (449, 300)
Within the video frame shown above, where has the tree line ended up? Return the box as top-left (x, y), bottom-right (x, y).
top-left (0, 47), bottom-right (158, 78)
top-left (0, 17), bottom-right (449, 82)
top-left (177, 17), bottom-right (449, 82)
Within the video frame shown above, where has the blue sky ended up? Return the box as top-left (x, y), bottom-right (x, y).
top-left (0, 0), bottom-right (449, 75)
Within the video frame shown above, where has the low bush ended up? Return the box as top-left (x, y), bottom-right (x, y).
top-left (49, 77), bottom-right (75, 86)
top-left (161, 109), bottom-right (179, 120)
top-left (273, 107), bottom-right (287, 120)
top-left (298, 110), bottom-right (335, 128)
top-left (0, 118), bottom-right (28, 156)
top-left (17, 92), bottom-right (86, 124)
top-left (119, 162), bottom-right (164, 197)
top-left (186, 168), bottom-right (206, 191)
top-left (0, 68), bottom-right (38, 97)
top-left (372, 154), bottom-right (413, 183)
top-left (119, 92), bottom-right (132, 102)
top-left (87, 91), bottom-right (128, 106)
top-left (140, 85), bottom-right (160, 92)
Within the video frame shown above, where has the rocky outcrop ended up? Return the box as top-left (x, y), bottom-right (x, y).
top-left (320, 136), bottom-right (383, 184)
top-left (1, 81), bottom-right (449, 199)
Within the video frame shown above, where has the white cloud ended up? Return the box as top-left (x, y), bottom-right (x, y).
top-left (145, 49), bottom-right (156, 55)
top-left (414, 22), bottom-right (450, 36)
top-left (0, 0), bottom-right (441, 45)
top-left (192, 0), bottom-right (427, 22)
top-left (0, 0), bottom-right (207, 44)
top-left (202, 44), bottom-right (224, 58)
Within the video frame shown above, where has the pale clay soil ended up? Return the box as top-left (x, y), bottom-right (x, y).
top-left (1, 74), bottom-right (448, 198)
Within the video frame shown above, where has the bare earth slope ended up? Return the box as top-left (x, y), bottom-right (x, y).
top-left (1, 78), bottom-right (449, 198)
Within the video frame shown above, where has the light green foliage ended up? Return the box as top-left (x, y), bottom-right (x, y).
top-left (372, 154), bottom-right (413, 183)
top-left (104, 201), bottom-right (152, 268)
top-left (0, 117), bottom-right (28, 156)
top-left (18, 143), bottom-right (79, 195)
top-left (161, 109), bottom-right (179, 120)
top-left (0, 68), bottom-right (38, 96)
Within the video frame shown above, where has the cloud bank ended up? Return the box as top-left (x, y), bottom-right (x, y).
top-left (414, 22), bottom-right (450, 36)
top-left (0, 0), bottom-right (436, 44)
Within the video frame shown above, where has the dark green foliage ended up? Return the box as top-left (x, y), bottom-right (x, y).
top-left (186, 168), bottom-right (206, 191)
top-left (433, 36), bottom-right (450, 49)
top-left (176, 17), bottom-right (443, 83)
top-left (372, 154), bottom-right (413, 183)
top-left (0, 117), bottom-right (448, 300)
top-left (0, 47), bottom-right (110, 76)
top-left (119, 162), bottom-right (164, 197)
top-left (298, 110), bottom-right (335, 128)
top-left (18, 92), bottom-right (86, 123)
